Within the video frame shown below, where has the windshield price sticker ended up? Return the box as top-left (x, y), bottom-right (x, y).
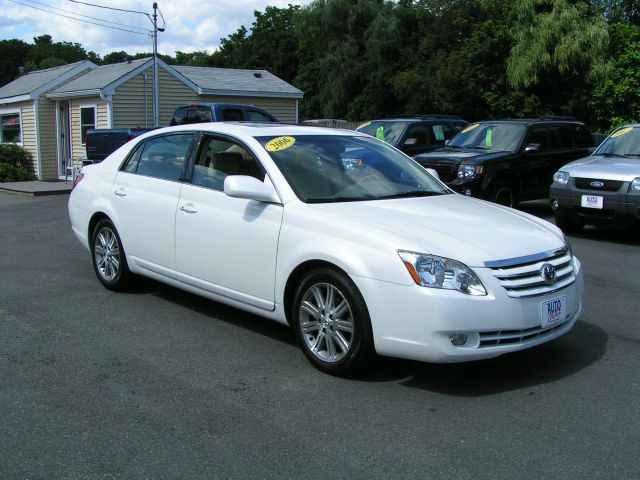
top-left (611, 127), bottom-right (634, 138)
top-left (462, 123), bottom-right (479, 134)
top-left (542, 296), bottom-right (566, 328)
top-left (266, 136), bottom-right (296, 152)
top-left (581, 195), bottom-right (604, 209)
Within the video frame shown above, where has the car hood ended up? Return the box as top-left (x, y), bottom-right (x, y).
top-left (310, 194), bottom-right (564, 267)
top-left (414, 148), bottom-right (512, 165)
top-left (561, 155), bottom-right (640, 181)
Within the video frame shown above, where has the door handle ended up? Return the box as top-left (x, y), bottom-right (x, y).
top-left (114, 188), bottom-right (127, 197)
top-left (180, 204), bottom-right (198, 214)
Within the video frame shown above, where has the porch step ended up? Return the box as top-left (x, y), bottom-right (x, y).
top-left (0, 180), bottom-right (73, 197)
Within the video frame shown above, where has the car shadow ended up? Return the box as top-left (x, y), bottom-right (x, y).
top-left (570, 225), bottom-right (640, 246)
top-left (357, 320), bottom-right (608, 396)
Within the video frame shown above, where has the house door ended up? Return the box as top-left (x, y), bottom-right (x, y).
top-left (57, 101), bottom-right (71, 177)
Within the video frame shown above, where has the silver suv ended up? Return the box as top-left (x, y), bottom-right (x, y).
top-left (550, 124), bottom-right (640, 232)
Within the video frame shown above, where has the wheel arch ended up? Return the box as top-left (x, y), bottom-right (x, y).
top-left (87, 211), bottom-right (112, 248)
top-left (283, 260), bottom-right (351, 327)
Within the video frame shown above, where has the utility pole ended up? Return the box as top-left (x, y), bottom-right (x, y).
top-left (152, 2), bottom-right (159, 128)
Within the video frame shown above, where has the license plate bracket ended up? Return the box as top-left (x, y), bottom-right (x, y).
top-left (541, 296), bottom-right (567, 328)
top-left (581, 195), bottom-right (603, 209)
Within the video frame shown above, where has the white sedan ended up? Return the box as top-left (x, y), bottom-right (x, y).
top-left (69, 123), bottom-right (583, 375)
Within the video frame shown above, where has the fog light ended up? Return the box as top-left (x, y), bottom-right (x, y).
top-left (450, 333), bottom-right (468, 346)
top-left (551, 198), bottom-right (559, 210)
top-left (464, 189), bottom-right (472, 196)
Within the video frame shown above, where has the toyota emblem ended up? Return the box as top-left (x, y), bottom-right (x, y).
top-left (540, 263), bottom-right (556, 284)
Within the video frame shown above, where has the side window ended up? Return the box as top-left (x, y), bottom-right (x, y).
top-left (549, 125), bottom-right (573, 149)
top-left (405, 125), bottom-right (433, 146)
top-left (133, 133), bottom-right (194, 181)
top-left (526, 127), bottom-right (549, 151)
top-left (247, 110), bottom-right (273, 122)
top-left (171, 107), bottom-right (187, 126)
top-left (122, 142), bottom-right (144, 173)
top-left (220, 109), bottom-right (244, 121)
top-left (574, 126), bottom-right (595, 148)
top-left (191, 136), bottom-right (265, 191)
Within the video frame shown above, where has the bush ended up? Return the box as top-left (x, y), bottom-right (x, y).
top-left (0, 144), bottom-right (36, 182)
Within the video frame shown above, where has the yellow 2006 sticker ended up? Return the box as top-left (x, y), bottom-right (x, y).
top-left (462, 123), bottom-right (480, 133)
top-left (611, 127), bottom-right (634, 139)
top-left (266, 136), bottom-right (296, 152)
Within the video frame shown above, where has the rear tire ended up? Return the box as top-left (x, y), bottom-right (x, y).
top-left (292, 268), bottom-right (374, 376)
top-left (91, 219), bottom-right (132, 291)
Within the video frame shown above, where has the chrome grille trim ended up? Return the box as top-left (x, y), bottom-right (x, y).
top-left (489, 251), bottom-right (576, 298)
top-left (484, 247), bottom-right (567, 269)
top-left (478, 321), bottom-right (568, 347)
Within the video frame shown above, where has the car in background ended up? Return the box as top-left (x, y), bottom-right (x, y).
top-left (414, 118), bottom-right (596, 207)
top-left (68, 123), bottom-right (582, 376)
top-left (355, 115), bottom-right (468, 157)
top-left (550, 124), bottom-right (640, 233)
top-left (170, 103), bottom-right (278, 125)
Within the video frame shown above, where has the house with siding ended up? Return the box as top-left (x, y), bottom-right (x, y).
top-left (0, 58), bottom-right (303, 180)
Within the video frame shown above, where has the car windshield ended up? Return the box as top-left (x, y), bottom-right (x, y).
top-left (257, 135), bottom-right (449, 203)
top-left (594, 126), bottom-right (640, 158)
top-left (355, 121), bottom-right (407, 145)
top-left (449, 123), bottom-right (526, 152)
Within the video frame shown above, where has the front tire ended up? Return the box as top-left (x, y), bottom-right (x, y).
top-left (91, 219), bottom-right (132, 291)
top-left (489, 181), bottom-right (518, 208)
top-left (293, 269), bottom-right (374, 376)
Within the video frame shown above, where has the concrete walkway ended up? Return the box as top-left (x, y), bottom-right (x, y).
top-left (0, 180), bottom-right (73, 196)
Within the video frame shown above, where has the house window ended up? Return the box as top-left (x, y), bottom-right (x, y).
top-left (0, 112), bottom-right (22, 144)
top-left (80, 106), bottom-right (96, 145)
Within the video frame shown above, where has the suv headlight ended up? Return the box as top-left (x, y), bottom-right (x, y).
top-left (398, 251), bottom-right (487, 296)
top-left (553, 171), bottom-right (570, 185)
top-left (632, 177), bottom-right (640, 191)
top-left (457, 164), bottom-right (484, 179)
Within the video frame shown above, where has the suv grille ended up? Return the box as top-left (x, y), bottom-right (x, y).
top-left (417, 160), bottom-right (458, 182)
top-left (574, 177), bottom-right (622, 192)
top-left (488, 249), bottom-right (575, 298)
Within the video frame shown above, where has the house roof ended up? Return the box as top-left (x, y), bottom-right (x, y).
top-left (47, 58), bottom-right (153, 98)
top-left (0, 60), bottom-right (95, 103)
top-left (172, 66), bottom-right (304, 99)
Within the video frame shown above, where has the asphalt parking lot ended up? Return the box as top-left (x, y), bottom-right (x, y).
top-left (1, 193), bottom-right (638, 479)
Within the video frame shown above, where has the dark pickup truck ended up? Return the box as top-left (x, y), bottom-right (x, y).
top-left (84, 103), bottom-right (279, 162)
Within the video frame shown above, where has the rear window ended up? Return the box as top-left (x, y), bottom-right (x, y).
top-left (171, 106), bottom-right (212, 125)
top-left (355, 121), bottom-right (408, 145)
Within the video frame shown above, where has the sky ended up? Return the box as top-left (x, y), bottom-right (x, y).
top-left (1, 0), bottom-right (313, 57)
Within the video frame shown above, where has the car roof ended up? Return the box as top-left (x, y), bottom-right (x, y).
top-left (145, 122), bottom-right (367, 138)
top-left (365, 116), bottom-right (465, 123)
top-left (476, 119), bottom-right (585, 126)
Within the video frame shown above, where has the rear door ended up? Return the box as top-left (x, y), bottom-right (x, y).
top-left (112, 133), bottom-right (195, 271)
top-left (520, 126), bottom-right (551, 199)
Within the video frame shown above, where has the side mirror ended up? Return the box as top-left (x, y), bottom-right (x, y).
top-left (224, 175), bottom-right (281, 204)
top-left (524, 143), bottom-right (541, 153)
top-left (444, 139), bottom-right (451, 146)
top-left (426, 168), bottom-right (440, 180)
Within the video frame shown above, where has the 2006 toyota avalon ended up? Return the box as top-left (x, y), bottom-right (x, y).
top-left (69, 123), bottom-right (583, 375)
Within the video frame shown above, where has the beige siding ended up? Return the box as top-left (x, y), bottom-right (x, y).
top-left (112, 68), bottom-right (153, 129)
top-left (69, 98), bottom-right (108, 158)
top-left (36, 99), bottom-right (59, 180)
top-left (155, 68), bottom-right (298, 125)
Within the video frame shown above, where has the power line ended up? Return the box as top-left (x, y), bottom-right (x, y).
top-left (7, 0), bottom-right (151, 36)
top-left (21, 0), bottom-right (150, 33)
top-left (67, 0), bottom-right (149, 17)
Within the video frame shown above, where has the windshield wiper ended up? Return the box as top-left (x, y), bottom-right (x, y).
top-left (596, 152), bottom-right (625, 157)
top-left (622, 153), bottom-right (640, 157)
top-left (306, 196), bottom-right (375, 204)
top-left (376, 191), bottom-right (444, 200)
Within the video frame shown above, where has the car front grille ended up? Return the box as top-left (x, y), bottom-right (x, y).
top-left (487, 249), bottom-right (575, 299)
top-left (574, 177), bottom-right (623, 192)
top-left (478, 322), bottom-right (568, 347)
top-left (417, 160), bottom-right (458, 182)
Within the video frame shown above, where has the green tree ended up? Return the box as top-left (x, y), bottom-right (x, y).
top-left (0, 39), bottom-right (30, 87)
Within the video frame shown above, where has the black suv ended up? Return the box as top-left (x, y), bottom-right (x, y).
top-left (355, 116), bottom-right (468, 157)
top-left (414, 118), bottom-right (596, 207)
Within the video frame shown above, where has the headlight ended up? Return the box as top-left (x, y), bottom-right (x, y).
top-left (398, 251), bottom-right (487, 296)
top-left (632, 177), bottom-right (640, 191)
top-left (553, 171), bottom-right (570, 185)
top-left (457, 164), bottom-right (484, 179)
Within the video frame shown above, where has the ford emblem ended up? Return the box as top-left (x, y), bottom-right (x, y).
top-left (540, 263), bottom-right (556, 284)
top-left (590, 180), bottom-right (604, 188)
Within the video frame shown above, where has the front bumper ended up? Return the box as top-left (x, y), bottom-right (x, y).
top-left (551, 182), bottom-right (640, 227)
top-left (350, 256), bottom-right (583, 363)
